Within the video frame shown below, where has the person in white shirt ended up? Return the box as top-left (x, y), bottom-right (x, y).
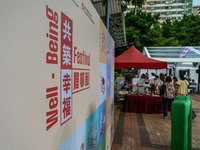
top-left (149, 72), bottom-right (156, 85)
top-left (156, 73), bottom-right (165, 94)
top-left (150, 75), bottom-right (159, 94)
top-left (137, 74), bottom-right (146, 95)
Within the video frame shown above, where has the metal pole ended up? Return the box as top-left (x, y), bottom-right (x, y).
top-left (198, 65), bottom-right (200, 93)
top-left (174, 68), bottom-right (176, 77)
top-left (105, 0), bottom-right (110, 29)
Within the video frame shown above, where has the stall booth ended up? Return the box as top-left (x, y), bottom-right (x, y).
top-left (143, 46), bottom-right (200, 93)
top-left (115, 46), bottom-right (167, 113)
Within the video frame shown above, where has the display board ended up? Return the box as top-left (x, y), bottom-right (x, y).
top-left (0, 0), bottom-right (115, 149)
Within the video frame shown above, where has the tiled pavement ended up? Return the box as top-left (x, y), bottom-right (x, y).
top-left (111, 94), bottom-right (200, 150)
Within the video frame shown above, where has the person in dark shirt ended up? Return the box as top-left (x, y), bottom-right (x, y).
top-left (190, 79), bottom-right (197, 93)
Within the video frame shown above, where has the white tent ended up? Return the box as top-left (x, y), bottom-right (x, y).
top-left (142, 46), bottom-right (200, 82)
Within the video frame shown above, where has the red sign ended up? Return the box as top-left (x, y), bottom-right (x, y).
top-left (61, 12), bottom-right (73, 69)
top-left (60, 12), bottom-right (73, 125)
top-left (72, 69), bottom-right (90, 94)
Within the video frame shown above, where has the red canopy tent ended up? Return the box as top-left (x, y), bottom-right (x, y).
top-left (115, 46), bottom-right (167, 69)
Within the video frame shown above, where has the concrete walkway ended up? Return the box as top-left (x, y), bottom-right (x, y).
top-left (111, 94), bottom-right (200, 150)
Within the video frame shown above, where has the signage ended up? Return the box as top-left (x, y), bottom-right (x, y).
top-left (0, 1), bottom-right (114, 150)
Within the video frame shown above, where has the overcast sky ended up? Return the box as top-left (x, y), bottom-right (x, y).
top-left (193, 0), bottom-right (200, 7)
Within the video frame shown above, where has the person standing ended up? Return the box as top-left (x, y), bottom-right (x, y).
top-left (176, 74), bottom-right (189, 96)
top-left (137, 74), bottom-right (146, 95)
top-left (153, 75), bottom-right (159, 94)
top-left (163, 76), bottom-right (175, 119)
top-left (172, 76), bottom-right (178, 97)
top-left (144, 75), bottom-right (150, 95)
top-left (149, 73), bottom-right (156, 84)
top-left (156, 73), bottom-right (165, 95)
top-left (190, 79), bottom-right (197, 94)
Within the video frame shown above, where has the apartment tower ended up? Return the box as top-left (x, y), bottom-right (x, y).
top-left (126, 0), bottom-right (193, 22)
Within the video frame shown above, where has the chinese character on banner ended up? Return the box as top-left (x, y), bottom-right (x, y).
top-left (74, 72), bottom-right (79, 90)
top-left (63, 72), bottom-right (71, 94)
top-left (85, 72), bottom-right (90, 86)
top-left (72, 70), bottom-right (90, 94)
top-left (60, 12), bottom-right (73, 125)
top-left (61, 12), bottom-right (73, 69)
top-left (62, 97), bottom-right (71, 119)
top-left (63, 20), bottom-right (71, 42)
top-left (80, 72), bottom-right (84, 87)
top-left (61, 69), bottom-right (72, 124)
top-left (63, 44), bottom-right (71, 66)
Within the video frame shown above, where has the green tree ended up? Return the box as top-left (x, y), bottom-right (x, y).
top-left (125, 0), bottom-right (146, 13)
top-left (125, 11), bottom-right (160, 51)
top-left (117, 11), bottom-right (200, 57)
top-left (161, 19), bottom-right (175, 38)
top-left (142, 24), bottom-right (179, 47)
top-left (172, 15), bottom-right (200, 46)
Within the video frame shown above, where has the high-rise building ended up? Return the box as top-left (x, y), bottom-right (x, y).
top-left (193, 0), bottom-right (200, 16)
top-left (185, 0), bottom-right (193, 14)
top-left (126, 0), bottom-right (193, 23)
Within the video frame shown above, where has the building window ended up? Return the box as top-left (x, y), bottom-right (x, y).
top-left (166, 0), bottom-right (174, 4)
top-left (166, 12), bottom-right (172, 15)
top-left (150, 1), bottom-right (154, 5)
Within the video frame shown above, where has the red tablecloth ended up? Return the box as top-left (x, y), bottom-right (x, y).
top-left (124, 94), bottom-right (163, 113)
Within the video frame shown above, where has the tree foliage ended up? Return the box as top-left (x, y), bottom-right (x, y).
top-left (125, 0), bottom-right (146, 9)
top-left (115, 11), bottom-right (200, 57)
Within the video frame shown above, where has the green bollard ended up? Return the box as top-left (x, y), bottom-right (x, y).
top-left (171, 96), bottom-right (192, 150)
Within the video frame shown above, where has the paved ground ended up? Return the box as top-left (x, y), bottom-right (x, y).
top-left (111, 94), bottom-right (200, 150)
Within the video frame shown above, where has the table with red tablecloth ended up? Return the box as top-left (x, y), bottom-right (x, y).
top-left (124, 94), bottom-right (165, 113)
